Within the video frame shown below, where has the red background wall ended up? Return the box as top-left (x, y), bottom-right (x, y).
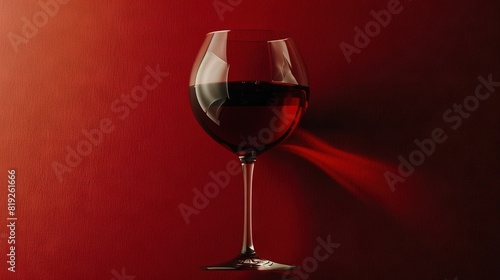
top-left (1, 0), bottom-right (499, 279)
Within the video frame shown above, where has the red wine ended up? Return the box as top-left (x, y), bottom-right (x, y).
top-left (189, 81), bottom-right (309, 156)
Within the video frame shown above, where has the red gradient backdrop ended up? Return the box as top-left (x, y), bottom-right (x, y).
top-left (1, 0), bottom-right (499, 279)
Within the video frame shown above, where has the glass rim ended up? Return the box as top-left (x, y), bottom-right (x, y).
top-left (206, 29), bottom-right (292, 42)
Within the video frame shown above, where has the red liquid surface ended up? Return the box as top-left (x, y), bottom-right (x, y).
top-left (189, 81), bottom-right (309, 156)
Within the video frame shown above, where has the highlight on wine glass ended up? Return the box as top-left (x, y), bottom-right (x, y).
top-left (189, 30), bottom-right (309, 270)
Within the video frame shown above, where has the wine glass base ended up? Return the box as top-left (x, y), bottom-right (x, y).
top-left (202, 253), bottom-right (296, 271)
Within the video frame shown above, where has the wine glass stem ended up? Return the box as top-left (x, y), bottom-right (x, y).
top-left (240, 155), bottom-right (257, 256)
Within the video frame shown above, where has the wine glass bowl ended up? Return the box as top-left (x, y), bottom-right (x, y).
top-left (189, 30), bottom-right (309, 270)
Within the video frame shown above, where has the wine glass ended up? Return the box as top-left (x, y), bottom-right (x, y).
top-left (189, 29), bottom-right (309, 270)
